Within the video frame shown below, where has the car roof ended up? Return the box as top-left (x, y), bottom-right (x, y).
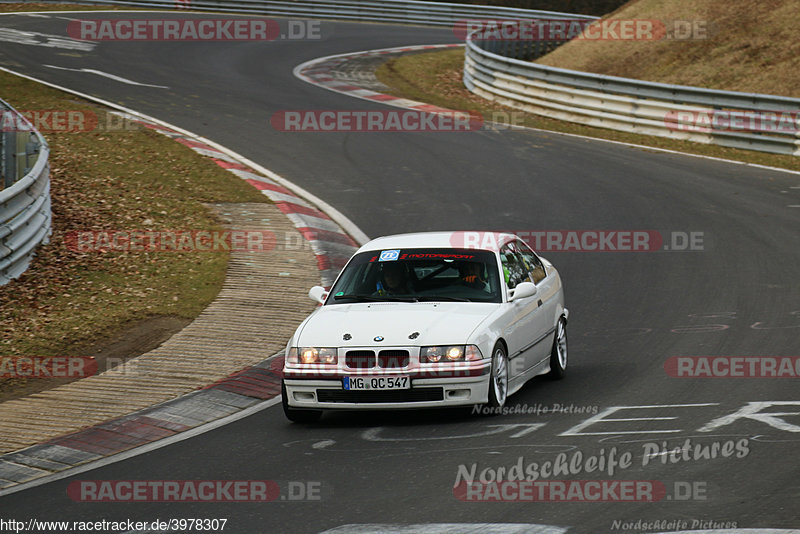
top-left (356, 231), bottom-right (518, 254)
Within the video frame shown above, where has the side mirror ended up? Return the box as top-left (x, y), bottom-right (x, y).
top-left (509, 281), bottom-right (537, 302)
top-left (308, 286), bottom-right (328, 304)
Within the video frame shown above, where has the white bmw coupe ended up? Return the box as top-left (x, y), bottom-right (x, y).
top-left (281, 231), bottom-right (568, 422)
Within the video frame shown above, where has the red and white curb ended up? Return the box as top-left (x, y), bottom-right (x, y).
top-left (0, 105), bottom-right (359, 492)
top-left (111, 112), bottom-right (360, 287)
top-left (0, 64), bottom-right (368, 495)
top-left (294, 43), bottom-right (463, 115)
top-left (0, 107), bottom-right (356, 493)
top-left (0, 353), bottom-right (289, 496)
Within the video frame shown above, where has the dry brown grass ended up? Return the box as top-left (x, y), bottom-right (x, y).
top-left (536, 0), bottom-right (800, 97)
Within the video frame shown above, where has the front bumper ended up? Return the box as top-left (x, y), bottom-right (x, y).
top-left (284, 362), bottom-right (492, 410)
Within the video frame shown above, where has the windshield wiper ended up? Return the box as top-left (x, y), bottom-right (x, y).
top-left (333, 294), bottom-right (383, 302)
top-left (416, 296), bottom-right (471, 302)
top-left (333, 294), bottom-right (418, 303)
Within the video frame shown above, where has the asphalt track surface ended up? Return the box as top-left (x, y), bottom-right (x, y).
top-left (1, 11), bottom-right (799, 534)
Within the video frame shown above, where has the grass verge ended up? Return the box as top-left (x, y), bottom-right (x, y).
top-left (376, 48), bottom-right (800, 173)
top-left (0, 69), bottom-right (268, 399)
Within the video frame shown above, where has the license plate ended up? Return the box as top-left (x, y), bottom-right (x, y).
top-left (343, 376), bottom-right (410, 390)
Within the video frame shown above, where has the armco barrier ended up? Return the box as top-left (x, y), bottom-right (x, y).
top-left (464, 31), bottom-right (800, 156)
top-left (0, 99), bottom-right (51, 285)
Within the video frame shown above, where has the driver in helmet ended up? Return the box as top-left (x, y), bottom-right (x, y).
top-left (459, 261), bottom-right (488, 291)
top-left (376, 262), bottom-right (411, 295)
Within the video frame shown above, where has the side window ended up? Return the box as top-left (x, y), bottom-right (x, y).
top-left (499, 242), bottom-right (529, 289)
top-left (518, 240), bottom-right (547, 284)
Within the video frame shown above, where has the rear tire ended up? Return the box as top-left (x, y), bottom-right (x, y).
top-left (548, 317), bottom-right (567, 380)
top-left (282, 380), bottom-right (322, 423)
top-left (485, 342), bottom-right (509, 410)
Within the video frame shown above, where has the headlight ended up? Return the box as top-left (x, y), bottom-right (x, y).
top-left (421, 346), bottom-right (443, 363)
top-left (446, 346), bottom-right (463, 361)
top-left (287, 347), bottom-right (337, 365)
top-left (420, 345), bottom-right (483, 363)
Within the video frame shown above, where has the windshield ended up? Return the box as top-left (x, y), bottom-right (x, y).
top-left (328, 248), bottom-right (502, 304)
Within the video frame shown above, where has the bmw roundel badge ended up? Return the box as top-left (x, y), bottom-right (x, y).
top-left (374, 336), bottom-right (384, 342)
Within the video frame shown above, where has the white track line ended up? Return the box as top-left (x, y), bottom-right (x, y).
top-left (43, 64), bottom-right (168, 88)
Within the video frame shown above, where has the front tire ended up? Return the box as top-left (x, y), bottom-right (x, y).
top-left (282, 380), bottom-right (322, 423)
top-left (548, 317), bottom-right (567, 379)
top-left (486, 342), bottom-right (509, 409)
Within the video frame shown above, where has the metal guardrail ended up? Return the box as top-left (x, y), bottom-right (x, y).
top-left (43, 0), bottom-right (595, 26)
top-left (464, 31), bottom-right (800, 156)
top-left (0, 99), bottom-right (51, 286)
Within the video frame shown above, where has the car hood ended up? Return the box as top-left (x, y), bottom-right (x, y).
top-left (296, 301), bottom-right (498, 347)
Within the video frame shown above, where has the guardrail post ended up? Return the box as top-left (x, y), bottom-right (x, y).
top-left (13, 131), bottom-right (25, 179)
top-left (24, 132), bottom-right (40, 175)
top-left (2, 129), bottom-right (15, 189)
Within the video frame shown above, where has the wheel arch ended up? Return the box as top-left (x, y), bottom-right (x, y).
top-left (494, 337), bottom-right (509, 355)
